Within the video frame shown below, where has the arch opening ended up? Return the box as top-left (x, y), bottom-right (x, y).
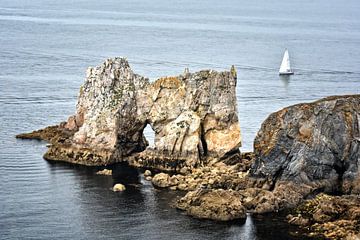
top-left (143, 124), bottom-right (156, 148)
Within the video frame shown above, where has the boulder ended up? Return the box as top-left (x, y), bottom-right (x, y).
top-left (251, 95), bottom-right (360, 194)
top-left (176, 188), bottom-right (246, 221)
top-left (151, 173), bottom-right (171, 188)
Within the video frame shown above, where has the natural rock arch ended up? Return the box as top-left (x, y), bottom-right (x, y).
top-left (47, 57), bottom-right (242, 169)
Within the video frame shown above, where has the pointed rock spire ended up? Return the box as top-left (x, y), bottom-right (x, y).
top-left (184, 67), bottom-right (190, 76)
top-left (230, 65), bottom-right (237, 79)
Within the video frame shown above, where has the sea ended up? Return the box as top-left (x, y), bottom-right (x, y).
top-left (0, 0), bottom-right (359, 239)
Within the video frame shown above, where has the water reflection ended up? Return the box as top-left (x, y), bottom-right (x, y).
top-left (279, 75), bottom-right (291, 88)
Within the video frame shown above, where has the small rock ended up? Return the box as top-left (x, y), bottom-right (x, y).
top-left (177, 183), bottom-right (188, 191)
top-left (113, 183), bottom-right (126, 192)
top-left (287, 214), bottom-right (310, 226)
top-left (96, 169), bottom-right (112, 175)
top-left (180, 167), bottom-right (190, 175)
top-left (169, 176), bottom-right (179, 185)
top-left (144, 170), bottom-right (152, 177)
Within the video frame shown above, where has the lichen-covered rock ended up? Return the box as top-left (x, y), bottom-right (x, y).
top-left (22, 57), bottom-right (242, 168)
top-left (176, 188), bottom-right (246, 221)
top-left (251, 95), bottom-right (360, 194)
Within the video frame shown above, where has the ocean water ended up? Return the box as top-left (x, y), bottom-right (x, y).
top-left (0, 0), bottom-right (359, 239)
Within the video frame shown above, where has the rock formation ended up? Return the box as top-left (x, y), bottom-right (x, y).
top-left (43, 58), bottom-right (150, 165)
top-left (251, 95), bottom-right (360, 194)
top-left (130, 67), bottom-right (242, 170)
top-left (16, 55), bottom-right (359, 238)
top-left (19, 57), bottom-right (242, 168)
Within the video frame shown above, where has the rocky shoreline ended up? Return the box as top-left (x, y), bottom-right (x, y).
top-left (17, 57), bottom-right (360, 239)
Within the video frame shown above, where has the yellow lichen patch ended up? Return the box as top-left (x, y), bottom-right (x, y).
top-left (344, 111), bottom-right (354, 134)
top-left (152, 76), bottom-right (183, 90)
top-left (205, 122), bottom-right (242, 156)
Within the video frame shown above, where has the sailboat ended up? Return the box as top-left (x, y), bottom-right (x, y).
top-left (279, 49), bottom-right (294, 75)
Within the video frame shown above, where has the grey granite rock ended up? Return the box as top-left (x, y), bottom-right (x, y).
top-left (251, 95), bottom-right (360, 194)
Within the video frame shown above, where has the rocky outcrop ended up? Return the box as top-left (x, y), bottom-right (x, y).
top-left (176, 188), bottom-right (246, 221)
top-left (18, 57), bottom-right (242, 168)
top-left (151, 152), bottom-right (253, 191)
top-left (287, 193), bottom-right (360, 239)
top-left (251, 95), bottom-right (360, 194)
top-left (176, 182), bottom-right (315, 219)
top-left (16, 124), bottom-right (75, 144)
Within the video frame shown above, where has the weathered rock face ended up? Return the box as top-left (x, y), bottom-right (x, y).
top-left (251, 95), bottom-right (360, 194)
top-left (39, 57), bottom-right (241, 167)
top-left (132, 68), bottom-right (241, 170)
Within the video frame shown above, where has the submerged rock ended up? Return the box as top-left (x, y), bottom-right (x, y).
top-left (96, 169), bottom-right (112, 176)
top-left (176, 188), bottom-right (246, 221)
top-left (251, 95), bottom-right (360, 194)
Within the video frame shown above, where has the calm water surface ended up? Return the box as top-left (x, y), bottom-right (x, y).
top-left (0, 0), bottom-right (359, 239)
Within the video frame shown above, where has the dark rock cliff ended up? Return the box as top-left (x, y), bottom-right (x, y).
top-left (251, 95), bottom-right (360, 194)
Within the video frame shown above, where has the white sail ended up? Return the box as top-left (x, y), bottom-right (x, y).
top-left (279, 49), bottom-right (293, 75)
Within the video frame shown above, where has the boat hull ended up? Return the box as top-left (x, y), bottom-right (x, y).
top-left (279, 72), bottom-right (294, 75)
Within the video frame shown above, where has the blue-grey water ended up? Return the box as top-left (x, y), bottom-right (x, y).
top-left (0, 0), bottom-right (359, 239)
